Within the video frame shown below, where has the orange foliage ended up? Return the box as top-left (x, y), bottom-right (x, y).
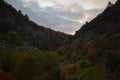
top-left (57, 56), bottom-right (64, 62)
top-left (60, 67), bottom-right (68, 77)
top-left (87, 49), bottom-right (96, 57)
top-left (0, 71), bottom-right (15, 80)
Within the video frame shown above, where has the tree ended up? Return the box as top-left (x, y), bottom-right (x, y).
top-left (6, 31), bottom-right (22, 45)
top-left (1, 0), bottom-right (4, 1)
top-left (106, 54), bottom-right (118, 73)
top-left (0, 0), bottom-right (5, 4)
top-left (0, 49), bottom-right (19, 72)
top-left (25, 14), bottom-right (29, 20)
top-left (87, 49), bottom-right (96, 57)
top-left (15, 54), bottom-right (42, 80)
top-left (108, 1), bottom-right (113, 7)
top-left (86, 21), bottom-right (89, 24)
top-left (18, 10), bottom-right (22, 14)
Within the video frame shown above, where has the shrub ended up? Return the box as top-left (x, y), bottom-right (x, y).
top-left (15, 54), bottom-right (42, 80)
top-left (87, 49), bottom-right (96, 57)
top-left (6, 31), bottom-right (22, 45)
top-left (60, 66), bottom-right (68, 78)
top-left (0, 71), bottom-right (15, 80)
top-left (57, 55), bottom-right (65, 62)
top-left (0, 49), bottom-right (19, 72)
top-left (106, 54), bottom-right (118, 73)
top-left (71, 52), bottom-right (78, 61)
top-left (56, 46), bottom-right (67, 55)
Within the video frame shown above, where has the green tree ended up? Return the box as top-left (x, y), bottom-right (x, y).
top-left (15, 54), bottom-right (42, 80)
top-left (106, 54), bottom-right (118, 73)
top-left (0, 49), bottom-right (19, 72)
top-left (6, 31), bottom-right (22, 45)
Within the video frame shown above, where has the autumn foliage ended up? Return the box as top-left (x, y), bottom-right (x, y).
top-left (87, 49), bottom-right (96, 57)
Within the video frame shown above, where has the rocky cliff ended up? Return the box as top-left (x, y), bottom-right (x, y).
top-left (0, 0), bottom-right (71, 50)
top-left (68, 1), bottom-right (120, 78)
top-left (73, 0), bottom-right (120, 49)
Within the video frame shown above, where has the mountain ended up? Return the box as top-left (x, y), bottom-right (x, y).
top-left (0, 0), bottom-right (71, 50)
top-left (66, 0), bottom-right (120, 79)
top-left (0, 0), bottom-right (120, 80)
top-left (73, 0), bottom-right (120, 51)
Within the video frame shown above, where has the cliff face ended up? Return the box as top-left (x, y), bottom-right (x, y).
top-left (73, 0), bottom-right (120, 48)
top-left (0, 0), bottom-right (71, 50)
top-left (0, 0), bottom-right (120, 79)
top-left (68, 1), bottom-right (120, 78)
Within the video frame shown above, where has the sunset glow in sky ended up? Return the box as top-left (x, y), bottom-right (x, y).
top-left (5, 0), bottom-right (117, 34)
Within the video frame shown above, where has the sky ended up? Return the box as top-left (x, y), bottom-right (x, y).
top-left (5, 0), bottom-right (117, 35)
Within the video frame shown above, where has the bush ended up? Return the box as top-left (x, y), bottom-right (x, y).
top-left (0, 49), bottom-right (63, 80)
top-left (60, 66), bottom-right (68, 78)
top-left (0, 49), bottom-right (19, 72)
top-left (106, 54), bottom-right (118, 73)
top-left (87, 49), bottom-right (96, 57)
top-left (6, 31), bottom-right (22, 45)
top-left (15, 54), bottom-right (42, 80)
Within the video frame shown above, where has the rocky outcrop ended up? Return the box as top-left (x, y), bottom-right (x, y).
top-left (0, 39), bottom-right (39, 53)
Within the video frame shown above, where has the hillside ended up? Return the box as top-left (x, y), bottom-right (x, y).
top-left (0, 0), bottom-right (71, 50)
top-left (71, 0), bottom-right (120, 58)
top-left (74, 0), bottom-right (120, 47)
top-left (69, 0), bottom-right (120, 79)
top-left (0, 0), bottom-right (120, 80)
top-left (56, 0), bottom-right (120, 79)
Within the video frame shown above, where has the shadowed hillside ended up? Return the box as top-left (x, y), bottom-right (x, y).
top-left (0, 0), bottom-right (120, 80)
top-left (0, 0), bottom-right (71, 50)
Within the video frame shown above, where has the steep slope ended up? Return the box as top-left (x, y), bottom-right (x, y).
top-left (73, 0), bottom-right (120, 49)
top-left (0, 0), bottom-right (71, 50)
top-left (0, 0), bottom-right (120, 80)
top-left (68, 1), bottom-right (120, 79)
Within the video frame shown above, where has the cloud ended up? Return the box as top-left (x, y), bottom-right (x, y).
top-left (83, 9), bottom-right (103, 22)
top-left (5, 0), bottom-right (117, 34)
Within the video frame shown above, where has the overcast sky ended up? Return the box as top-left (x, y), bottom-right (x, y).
top-left (5, 0), bottom-right (117, 34)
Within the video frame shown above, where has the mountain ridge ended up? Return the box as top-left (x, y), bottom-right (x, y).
top-left (0, 0), bottom-right (120, 80)
top-left (0, 0), bottom-right (71, 50)
top-left (73, 0), bottom-right (120, 46)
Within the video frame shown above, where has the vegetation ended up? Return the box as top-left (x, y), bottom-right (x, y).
top-left (6, 31), bottom-right (22, 45)
top-left (106, 53), bottom-right (118, 73)
top-left (0, 0), bottom-right (120, 80)
top-left (0, 45), bottom-right (119, 80)
top-left (0, 31), bottom-right (22, 45)
top-left (0, 49), bottom-right (61, 80)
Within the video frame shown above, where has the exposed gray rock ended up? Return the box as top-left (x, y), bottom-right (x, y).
top-left (0, 39), bottom-right (40, 53)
